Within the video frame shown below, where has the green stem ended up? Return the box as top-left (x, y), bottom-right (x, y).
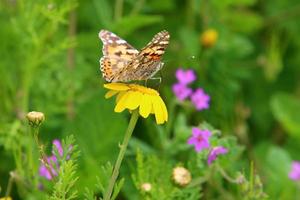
top-left (114, 0), bottom-right (124, 21)
top-left (165, 99), bottom-right (177, 139)
top-left (31, 127), bottom-right (56, 182)
top-left (5, 172), bottom-right (14, 197)
top-left (216, 164), bottom-right (239, 184)
top-left (103, 110), bottom-right (139, 200)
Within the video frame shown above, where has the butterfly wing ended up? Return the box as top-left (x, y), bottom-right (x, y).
top-left (99, 30), bottom-right (139, 81)
top-left (139, 30), bottom-right (170, 61)
top-left (111, 30), bottom-right (170, 82)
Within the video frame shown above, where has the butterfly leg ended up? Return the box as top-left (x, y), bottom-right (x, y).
top-left (148, 77), bottom-right (162, 91)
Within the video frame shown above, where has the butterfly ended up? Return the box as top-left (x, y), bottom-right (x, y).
top-left (99, 30), bottom-right (170, 82)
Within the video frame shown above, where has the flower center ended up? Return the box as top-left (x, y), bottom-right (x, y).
top-left (129, 84), bottom-right (159, 96)
top-left (196, 135), bottom-right (203, 142)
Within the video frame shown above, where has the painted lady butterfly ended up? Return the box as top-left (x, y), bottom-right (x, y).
top-left (99, 30), bottom-right (170, 82)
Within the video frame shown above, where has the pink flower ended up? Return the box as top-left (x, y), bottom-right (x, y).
top-left (175, 68), bottom-right (196, 85)
top-left (172, 83), bottom-right (193, 101)
top-left (52, 139), bottom-right (63, 157)
top-left (39, 155), bottom-right (58, 180)
top-left (191, 88), bottom-right (210, 111)
top-left (39, 139), bottom-right (65, 180)
top-left (207, 146), bottom-right (228, 165)
top-left (289, 161), bottom-right (300, 181)
top-left (187, 128), bottom-right (211, 152)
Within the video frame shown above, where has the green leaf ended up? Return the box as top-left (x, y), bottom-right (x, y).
top-left (270, 93), bottom-right (300, 137)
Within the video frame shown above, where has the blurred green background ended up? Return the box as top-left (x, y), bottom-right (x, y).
top-left (1, 0), bottom-right (300, 199)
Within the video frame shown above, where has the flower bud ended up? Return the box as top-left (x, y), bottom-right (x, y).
top-left (140, 182), bottom-right (152, 192)
top-left (172, 166), bottom-right (191, 186)
top-left (26, 111), bottom-right (45, 128)
top-left (200, 29), bottom-right (218, 48)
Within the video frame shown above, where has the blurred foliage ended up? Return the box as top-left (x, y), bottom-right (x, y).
top-left (1, 0), bottom-right (300, 199)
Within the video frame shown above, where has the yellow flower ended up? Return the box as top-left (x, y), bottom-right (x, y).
top-left (200, 28), bottom-right (218, 48)
top-left (104, 83), bottom-right (168, 124)
top-left (0, 197), bottom-right (12, 200)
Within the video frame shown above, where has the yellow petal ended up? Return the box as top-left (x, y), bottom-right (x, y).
top-left (114, 92), bottom-right (130, 112)
top-left (152, 96), bottom-right (164, 124)
top-left (104, 83), bottom-right (130, 91)
top-left (105, 90), bottom-right (119, 99)
top-left (116, 91), bottom-right (126, 103)
top-left (126, 91), bottom-right (142, 110)
top-left (139, 94), bottom-right (152, 118)
top-left (0, 197), bottom-right (12, 200)
top-left (158, 97), bottom-right (168, 122)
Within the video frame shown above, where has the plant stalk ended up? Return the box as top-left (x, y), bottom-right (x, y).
top-left (5, 172), bottom-right (14, 198)
top-left (114, 0), bottom-right (124, 21)
top-left (31, 127), bottom-right (56, 182)
top-left (103, 110), bottom-right (139, 200)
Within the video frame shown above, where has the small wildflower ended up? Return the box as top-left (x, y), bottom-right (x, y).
top-left (190, 88), bottom-right (210, 111)
top-left (172, 83), bottom-right (193, 101)
top-left (26, 111), bottom-right (45, 128)
top-left (140, 182), bottom-right (152, 192)
top-left (175, 68), bottom-right (196, 85)
top-left (172, 166), bottom-right (192, 186)
top-left (104, 83), bottom-right (168, 124)
top-left (289, 161), bottom-right (300, 181)
top-left (52, 139), bottom-right (63, 157)
top-left (207, 146), bottom-right (228, 165)
top-left (187, 128), bottom-right (211, 152)
top-left (201, 28), bottom-right (218, 48)
top-left (39, 139), bottom-right (69, 180)
top-left (39, 155), bottom-right (58, 180)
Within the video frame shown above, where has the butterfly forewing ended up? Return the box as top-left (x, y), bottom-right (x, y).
top-left (99, 30), bottom-right (139, 81)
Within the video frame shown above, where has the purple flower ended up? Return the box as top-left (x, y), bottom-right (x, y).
top-left (52, 139), bottom-right (63, 157)
top-left (172, 83), bottom-right (193, 101)
top-left (39, 155), bottom-right (58, 180)
top-left (191, 88), bottom-right (210, 111)
top-left (289, 161), bottom-right (300, 181)
top-left (207, 146), bottom-right (228, 165)
top-left (187, 128), bottom-right (211, 152)
top-left (39, 139), bottom-right (67, 180)
top-left (175, 68), bottom-right (196, 85)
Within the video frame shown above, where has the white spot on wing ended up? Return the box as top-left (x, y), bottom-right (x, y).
top-left (116, 39), bottom-right (127, 44)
